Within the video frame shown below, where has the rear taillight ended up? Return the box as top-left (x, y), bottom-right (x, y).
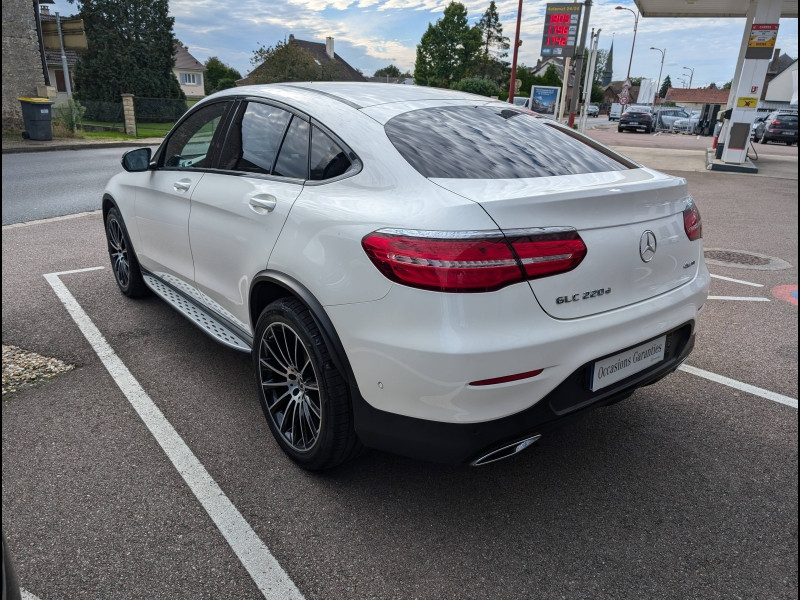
top-left (683, 200), bottom-right (702, 241)
top-left (362, 228), bottom-right (587, 293)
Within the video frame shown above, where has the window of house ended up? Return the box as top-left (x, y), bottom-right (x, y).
top-left (54, 69), bottom-right (72, 93)
top-left (180, 72), bottom-right (198, 85)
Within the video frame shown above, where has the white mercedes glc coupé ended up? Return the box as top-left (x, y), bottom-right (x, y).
top-left (103, 82), bottom-right (709, 469)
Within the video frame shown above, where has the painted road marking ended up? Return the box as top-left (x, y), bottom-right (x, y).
top-left (710, 274), bottom-right (764, 288)
top-left (680, 364), bottom-right (797, 409)
top-left (708, 296), bottom-right (770, 301)
top-left (772, 284), bottom-right (798, 306)
top-left (44, 267), bottom-right (304, 600)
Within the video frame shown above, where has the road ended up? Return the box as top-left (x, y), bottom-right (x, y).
top-left (1, 137), bottom-right (797, 600)
top-left (1, 147), bottom-right (152, 226)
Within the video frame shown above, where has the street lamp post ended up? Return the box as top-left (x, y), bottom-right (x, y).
top-left (650, 47), bottom-right (665, 106)
top-left (682, 66), bottom-right (695, 89)
top-left (615, 6), bottom-right (639, 84)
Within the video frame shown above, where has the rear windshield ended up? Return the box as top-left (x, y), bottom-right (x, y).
top-left (385, 105), bottom-right (629, 179)
top-left (776, 114), bottom-right (797, 122)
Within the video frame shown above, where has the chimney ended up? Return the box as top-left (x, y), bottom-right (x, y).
top-left (326, 37), bottom-right (334, 59)
top-left (40, 5), bottom-right (50, 14)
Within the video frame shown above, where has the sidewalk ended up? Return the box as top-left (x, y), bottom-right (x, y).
top-left (1, 136), bottom-right (164, 154)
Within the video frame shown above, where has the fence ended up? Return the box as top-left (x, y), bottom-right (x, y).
top-left (133, 97), bottom-right (189, 137)
top-left (79, 99), bottom-right (126, 133)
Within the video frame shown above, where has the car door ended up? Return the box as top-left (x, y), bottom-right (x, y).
top-left (133, 101), bottom-right (232, 282)
top-left (187, 101), bottom-right (309, 333)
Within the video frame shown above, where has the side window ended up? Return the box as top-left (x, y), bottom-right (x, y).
top-left (219, 102), bottom-right (291, 175)
top-left (273, 117), bottom-right (310, 179)
top-left (310, 126), bottom-right (351, 181)
top-left (164, 102), bottom-right (228, 169)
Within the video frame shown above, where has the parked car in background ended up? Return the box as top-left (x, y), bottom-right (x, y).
top-left (655, 108), bottom-right (690, 130)
top-left (103, 82), bottom-right (708, 469)
top-left (587, 104), bottom-right (599, 117)
top-left (752, 110), bottom-right (798, 145)
top-left (670, 111), bottom-right (702, 134)
top-left (511, 96), bottom-right (529, 108)
top-left (618, 107), bottom-right (654, 133)
top-left (608, 103), bottom-right (622, 121)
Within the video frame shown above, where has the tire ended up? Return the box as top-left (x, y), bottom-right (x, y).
top-left (618, 126), bottom-right (623, 132)
top-left (105, 207), bottom-right (149, 298)
top-left (759, 131), bottom-right (768, 144)
top-left (253, 298), bottom-right (362, 470)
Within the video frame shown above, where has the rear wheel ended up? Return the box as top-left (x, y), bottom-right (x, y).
top-left (618, 126), bottom-right (623, 132)
top-left (759, 131), bottom-right (768, 144)
top-left (253, 298), bottom-right (361, 470)
top-left (105, 207), bottom-right (149, 298)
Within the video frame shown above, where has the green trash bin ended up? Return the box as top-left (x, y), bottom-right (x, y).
top-left (19, 97), bottom-right (54, 141)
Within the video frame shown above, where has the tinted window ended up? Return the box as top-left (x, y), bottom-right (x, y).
top-left (310, 126), bottom-right (351, 181)
top-left (164, 102), bottom-right (228, 169)
top-left (273, 117), bottom-right (310, 179)
top-left (219, 102), bottom-right (291, 174)
top-left (385, 105), bottom-right (629, 179)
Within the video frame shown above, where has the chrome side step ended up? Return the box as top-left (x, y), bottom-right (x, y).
top-left (470, 434), bottom-right (541, 467)
top-left (143, 274), bottom-right (251, 353)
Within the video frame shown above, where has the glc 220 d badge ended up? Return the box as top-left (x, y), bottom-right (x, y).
top-left (555, 288), bottom-right (613, 304)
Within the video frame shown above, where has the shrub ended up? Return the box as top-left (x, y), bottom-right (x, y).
top-left (452, 77), bottom-right (501, 97)
top-left (54, 99), bottom-right (87, 134)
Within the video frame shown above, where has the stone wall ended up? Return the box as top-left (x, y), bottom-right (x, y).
top-left (2, 0), bottom-right (47, 133)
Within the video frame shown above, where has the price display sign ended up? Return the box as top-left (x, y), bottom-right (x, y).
top-left (540, 3), bottom-right (582, 58)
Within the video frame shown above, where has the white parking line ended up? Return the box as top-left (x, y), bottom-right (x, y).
top-left (708, 296), bottom-right (770, 301)
top-left (44, 268), bottom-right (304, 600)
top-left (679, 364), bottom-right (798, 409)
top-left (710, 274), bottom-right (764, 288)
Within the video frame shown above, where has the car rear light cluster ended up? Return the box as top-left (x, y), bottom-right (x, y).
top-left (683, 200), bottom-right (703, 241)
top-left (362, 228), bottom-right (587, 292)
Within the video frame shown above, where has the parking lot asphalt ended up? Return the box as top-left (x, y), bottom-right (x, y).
top-left (2, 126), bottom-right (797, 600)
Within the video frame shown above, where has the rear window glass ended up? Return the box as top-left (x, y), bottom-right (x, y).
top-left (776, 114), bottom-right (797, 122)
top-left (385, 106), bottom-right (629, 179)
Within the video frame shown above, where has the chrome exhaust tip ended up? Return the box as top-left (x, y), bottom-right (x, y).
top-left (469, 434), bottom-right (541, 467)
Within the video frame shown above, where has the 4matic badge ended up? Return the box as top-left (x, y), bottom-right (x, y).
top-left (556, 287), bottom-right (612, 304)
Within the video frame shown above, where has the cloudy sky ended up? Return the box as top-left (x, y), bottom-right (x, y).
top-left (48, 0), bottom-right (797, 89)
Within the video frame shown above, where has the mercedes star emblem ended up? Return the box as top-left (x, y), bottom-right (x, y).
top-left (639, 230), bottom-right (657, 263)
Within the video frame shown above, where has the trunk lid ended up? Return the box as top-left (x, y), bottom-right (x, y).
top-left (431, 168), bottom-right (701, 319)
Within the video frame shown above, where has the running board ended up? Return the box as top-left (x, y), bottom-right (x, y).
top-left (143, 274), bottom-right (251, 353)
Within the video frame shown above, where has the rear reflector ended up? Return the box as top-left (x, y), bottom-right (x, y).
top-left (362, 228), bottom-right (587, 292)
top-left (683, 200), bottom-right (703, 241)
top-left (470, 369), bottom-right (543, 386)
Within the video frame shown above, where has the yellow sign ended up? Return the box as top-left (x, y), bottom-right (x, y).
top-left (736, 97), bottom-right (759, 108)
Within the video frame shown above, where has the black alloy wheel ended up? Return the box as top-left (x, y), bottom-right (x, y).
top-left (105, 207), bottom-right (149, 298)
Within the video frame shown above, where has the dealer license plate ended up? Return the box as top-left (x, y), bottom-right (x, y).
top-left (589, 335), bottom-right (667, 392)
top-left (629, 121), bottom-right (638, 125)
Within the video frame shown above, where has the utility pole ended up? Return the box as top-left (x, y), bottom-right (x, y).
top-left (579, 28), bottom-right (600, 133)
top-left (507, 0), bottom-right (524, 103)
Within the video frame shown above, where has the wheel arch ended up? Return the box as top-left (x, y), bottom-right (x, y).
top-left (249, 271), bottom-right (356, 391)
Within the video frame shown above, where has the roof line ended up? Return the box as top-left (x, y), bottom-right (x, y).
top-left (279, 84), bottom-right (363, 109)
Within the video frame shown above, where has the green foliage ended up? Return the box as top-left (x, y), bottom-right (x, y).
top-left (374, 64), bottom-right (402, 77)
top-left (590, 83), bottom-right (604, 103)
top-left (722, 80), bottom-right (732, 90)
top-left (250, 40), bottom-right (354, 83)
top-left (593, 49), bottom-right (609, 86)
top-left (415, 2), bottom-right (483, 88)
top-left (71, 0), bottom-right (185, 102)
top-left (659, 74), bottom-right (672, 98)
top-left (513, 64), bottom-right (561, 98)
top-left (134, 97), bottom-right (188, 123)
top-left (477, 1), bottom-right (509, 61)
top-left (54, 98), bottom-right (87, 132)
top-left (204, 57), bottom-right (241, 94)
top-left (630, 76), bottom-right (643, 86)
top-left (452, 77), bottom-right (500, 97)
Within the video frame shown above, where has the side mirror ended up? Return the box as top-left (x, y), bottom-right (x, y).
top-left (121, 147), bottom-right (153, 172)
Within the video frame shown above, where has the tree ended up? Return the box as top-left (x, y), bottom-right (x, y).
top-left (473, 1), bottom-right (510, 86)
top-left (204, 57), bottom-right (241, 94)
top-left (374, 65), bottom-right (401, 78)
top-left (722, 80), bottom-right (732, 89)
top-left (69, 0), bottom-right (184, 102)
top-left (659, 75), bottom-right (672, 98)
top-left (249, 39), bottom-right (357, 83)
top-left (453, 77), bottom-right (500, 97)
top-left (415, 2), bottom-right (482, 88)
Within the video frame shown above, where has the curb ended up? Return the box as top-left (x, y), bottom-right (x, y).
top-left (2, 139), bottom-right (163, 154)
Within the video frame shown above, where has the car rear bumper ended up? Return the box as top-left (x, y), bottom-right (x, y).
top-left (352, 322), bottom-right (696, 464)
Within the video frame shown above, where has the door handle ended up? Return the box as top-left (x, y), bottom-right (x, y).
top-left (249, 196), bottom-right (277, 213)
top-left (173, 179), bottom-right (192, 192)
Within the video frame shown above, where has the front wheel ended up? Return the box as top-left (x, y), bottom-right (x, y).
top-left (105, 207), bottom-right (149, 298)
top-left (253, 298), bottom-right (361, 470)
top-left (618, 126), bottom-right (624, 132)
top-left (759, 131), bottom-right (768, 144)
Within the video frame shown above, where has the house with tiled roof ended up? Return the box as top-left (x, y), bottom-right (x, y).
top-left (173, 44), bottom-right (207, 99)
top-left (237, 35), bottom-right (365, 85)
top-left (663, 88), bottom-right (732, 110)
top-left (39, 6), bottom-right (86, 107)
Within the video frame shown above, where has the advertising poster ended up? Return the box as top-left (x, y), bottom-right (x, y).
top-left (529, 85), bottom-right (561, 118)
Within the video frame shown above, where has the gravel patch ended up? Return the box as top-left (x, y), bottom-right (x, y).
top-left (2, 345), bottom-right (74, 396)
